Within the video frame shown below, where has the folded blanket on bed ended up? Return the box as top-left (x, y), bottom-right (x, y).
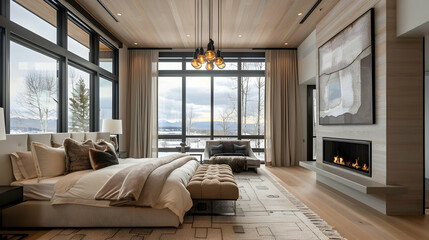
top-left (52, 154), bottom-right (199, 223)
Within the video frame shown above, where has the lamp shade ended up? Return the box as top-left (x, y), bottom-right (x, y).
top-left (0, 107), bottom-right (6, 140)
top-left (102, 119), bottom-right (123, 135)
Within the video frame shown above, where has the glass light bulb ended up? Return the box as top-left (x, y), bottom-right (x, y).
top-left (198, 54), bottom-right (206, 63)
top-left (191, 59), bottom-right (200, 68)
top-left (215, 57), bottom-right (223, 65)
top-left (206, 50), bottom-right (216, 62)
top-left (206, 61), bottom-right (214, 70)
top-left (217, 62), bottom-right (226, 69)
top-left (194, 62), bottom-right (202, 69)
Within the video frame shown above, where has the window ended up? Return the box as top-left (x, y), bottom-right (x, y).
top-left (158, 53), bottom-right (265, 155)
top-left (214, 77), bottom-right (238, 135)
top-left (9, 41), bottom-right (58, 133)
top-left (99, 40), bottom-right (113, 72)
top-left (68, 65), bottom-right (90, 132)
top-left (99, 77), bottom-right (113, 126)
top-left (67, 18), bottom-right (90, 60)
top-left (186, 77), bottom-right (210, 135)
top-left (10, 0), bottom-right (57, 43)
top-left (158, 77), bottom-right (182, 135)
top-left (241, 76), bottom-right (265, 135)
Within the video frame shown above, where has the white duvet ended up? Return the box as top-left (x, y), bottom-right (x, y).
top-left (52, 154), bottom-right (199, 223)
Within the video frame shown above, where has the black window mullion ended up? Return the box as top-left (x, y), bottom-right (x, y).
top-left (2, 28), bottom-right (10, 133)
top-left (210, 76), bottom-right (214, 140)
top-left (112, 80), bottom-right (119, 119)
top-left (92, 72), bottom-right (99, 131)
top-left (57, 5), bottom-right (67, 48)
top-left (58, 57), bottom-right (68, 132)
top-left (91, 34), bottom-right (99, 65)
top-left (237, 57), bottom-right (242, 140)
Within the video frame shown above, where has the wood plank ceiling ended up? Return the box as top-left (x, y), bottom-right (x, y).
top-left (76, 0), bottom-right (339, 48)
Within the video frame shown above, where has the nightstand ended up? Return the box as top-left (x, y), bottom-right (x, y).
top-left (0, 186), bottom-right (23, 226)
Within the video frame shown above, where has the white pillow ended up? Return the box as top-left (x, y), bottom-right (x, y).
top-left (10, 152), bottom-right (37, 180)
top-left (31, 142), bottom-right (66, 178)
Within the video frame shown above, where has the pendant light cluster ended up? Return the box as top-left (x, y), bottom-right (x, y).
top-left (191, 0), bottom-right (225, 70)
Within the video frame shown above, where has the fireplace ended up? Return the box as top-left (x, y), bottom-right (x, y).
top-left (323, 137), bottom-right (372, 177)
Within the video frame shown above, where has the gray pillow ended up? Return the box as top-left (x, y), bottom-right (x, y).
top-left (234, 144), bottom-right (247, 155)
top-left (64, 138), bottom-right (95, 173)
top-left (210, 144), bottom-right (224, 156)
top-left (214, 153), bottom-right (244, 157)
top-left (89, 145), bottom-right (119, 170)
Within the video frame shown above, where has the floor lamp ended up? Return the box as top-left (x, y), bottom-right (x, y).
top-left (101, 119), bottom-right (122, 152)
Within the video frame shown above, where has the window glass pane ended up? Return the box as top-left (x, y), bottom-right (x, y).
top-left (186, 62), bottom-right (238, 70)
top-left (10, 0), bottom-right (57, 43)
top-left (186, 77), bottom-right (210, 135)
top-left (241, 77), bottom-right (265, 135)
top-left (68, 65), bottom-right (90, 132)
top-left (158, 77), bottom-right (182, 135)
top-left (214, 77), bottom-right (238, 135)
top-left (67, 19), bottom-right (90, 60)
top-left (241, 62), bottom-right (265, 70)
top-left (186, 138), bottom-right (210, 149)
top-left (158, 139), bottom-right (181, 149)
top-left (159, 62), bottom-right (182, 70)
top-left (99, 41), bottom-right (113, 72)
top-left (241, 139), bottom-right (265, 149)
top-left (99, 77), bottom-right (113, 127)
top-left (9, 41), bottom-right (58, 133)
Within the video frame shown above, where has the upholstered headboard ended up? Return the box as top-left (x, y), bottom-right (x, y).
top-left (0, 132), bottom-right (110, 185)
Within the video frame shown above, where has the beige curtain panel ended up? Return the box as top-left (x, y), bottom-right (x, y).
top-left (127, 50), bottom-right (159, 158)
top-left (265, 50), bottom-right (302, 167)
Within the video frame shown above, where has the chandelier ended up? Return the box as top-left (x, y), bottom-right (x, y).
top-left (191, 0), bottom-right (225, 70)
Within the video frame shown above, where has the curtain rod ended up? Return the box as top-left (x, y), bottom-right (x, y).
top-left (128, 48), bottom-right (173, 50)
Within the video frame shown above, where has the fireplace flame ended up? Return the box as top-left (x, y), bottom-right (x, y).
top-left (332, 154), bottom-right (369, 172)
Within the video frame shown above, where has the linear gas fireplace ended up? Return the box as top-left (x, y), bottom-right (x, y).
top-left (323, 137), bottom-right (372, 177)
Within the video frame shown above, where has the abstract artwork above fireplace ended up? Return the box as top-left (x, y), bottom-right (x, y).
top-left (323, 137), bottom-right (371, 177)
top-left (318, 9), bottom-right (374, 125)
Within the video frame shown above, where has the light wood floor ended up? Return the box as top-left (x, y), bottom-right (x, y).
top-left (1, 166), bottom-right (428, 240)
top-left (263, 165), bottom-right (429, 240)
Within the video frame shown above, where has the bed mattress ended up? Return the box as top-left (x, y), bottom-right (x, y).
top-left (11, 176), bottom-right (65, 201)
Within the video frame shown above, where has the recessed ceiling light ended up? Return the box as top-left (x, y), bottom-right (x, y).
top-left (134, 42), bottom-right (138, 45)
top-left (238, 34), bottom-right (242, 38)
top-left (186, 34), bottom-right (191, 37)
top-left (298, 12), bottom-right (302, 16)
top-left (117, 13), bottom-right (122, 16)
top-left (284, 42), bottom-right (288, 46)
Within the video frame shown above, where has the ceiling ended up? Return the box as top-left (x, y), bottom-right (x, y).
top-left (76, 0), bottom-right (339, 49)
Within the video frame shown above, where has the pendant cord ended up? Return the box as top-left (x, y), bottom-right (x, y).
top-left (218, 0), bottom-right (220, 50)
top-left (195, 0), bottom-right (197, 50)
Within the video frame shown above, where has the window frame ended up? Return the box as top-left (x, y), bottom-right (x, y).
top-left (158, 52), bottom-right (265, 153)
top-left (0, 0), bottom-right (120, 134)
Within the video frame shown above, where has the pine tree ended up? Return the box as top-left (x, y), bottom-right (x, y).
top-left (69, 77), bottom-right (90, 132)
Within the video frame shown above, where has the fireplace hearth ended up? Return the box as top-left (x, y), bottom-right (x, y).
top-left (323, 137), bottom-right (372, 177)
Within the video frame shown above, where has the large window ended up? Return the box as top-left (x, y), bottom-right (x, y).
top-left (68, 65), bottom-right (90, 132)
top-left (67, 18), bottom-right (90, 60)
top-left (10, 0), bottom-right (57, 43)
top-left (158, 53), bottom-right (265, 156)
top-left (99, 77), bottom-right (113, 127)
top-left (9, 41), bottom-right (58, 133)
top-left (1, 0), bottom-right (119, 134)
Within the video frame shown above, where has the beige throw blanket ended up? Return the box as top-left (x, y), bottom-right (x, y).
top-left (52, 154), bottom-right (199, 222)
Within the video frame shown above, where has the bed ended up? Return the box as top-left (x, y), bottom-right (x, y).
top-left (0, 132), bottom-right (199, 227)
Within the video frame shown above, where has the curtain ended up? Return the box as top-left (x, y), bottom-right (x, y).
top-left (127, 50), bottom-right (159, 158)
top-left (265, 50), bottom-right (302, 167)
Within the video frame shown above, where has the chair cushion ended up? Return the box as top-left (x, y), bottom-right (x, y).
top-left (213, 153), bottom-right (244, 157)
top-left (210, 144), bottom-right (224, 156)
top-left (187, 164), bottom-right (238, 200)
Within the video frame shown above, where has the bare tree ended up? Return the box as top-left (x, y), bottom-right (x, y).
top-left (20, 71), bottom-right (57, 132)
top-left (217, 105), bottom-right (236, 135)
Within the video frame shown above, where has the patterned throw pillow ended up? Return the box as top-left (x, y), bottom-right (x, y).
top-left (64, 138), bottom-right (95, 173)
top-left (89, 145), bottom-right (119, 170)
top-left (210, 144), bottom-right (224, 156)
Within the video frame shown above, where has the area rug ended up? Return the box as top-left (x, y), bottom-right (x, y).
top-left (39, 168), bottom-right (345, 240)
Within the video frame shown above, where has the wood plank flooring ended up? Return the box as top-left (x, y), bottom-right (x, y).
top-left (264, 165), bottom-right (429, 240)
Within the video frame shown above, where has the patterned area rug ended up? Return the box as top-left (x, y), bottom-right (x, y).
top-left (39, 168), bottom-right (345, 240)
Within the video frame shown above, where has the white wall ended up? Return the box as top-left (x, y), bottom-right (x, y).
top-left (298, 30), bottom-right (317, 85)
top-left (397, 0), bottom-right (429, 37)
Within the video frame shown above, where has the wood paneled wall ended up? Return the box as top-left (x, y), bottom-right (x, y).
top-left (314, 0), bottom-right (424, 215)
